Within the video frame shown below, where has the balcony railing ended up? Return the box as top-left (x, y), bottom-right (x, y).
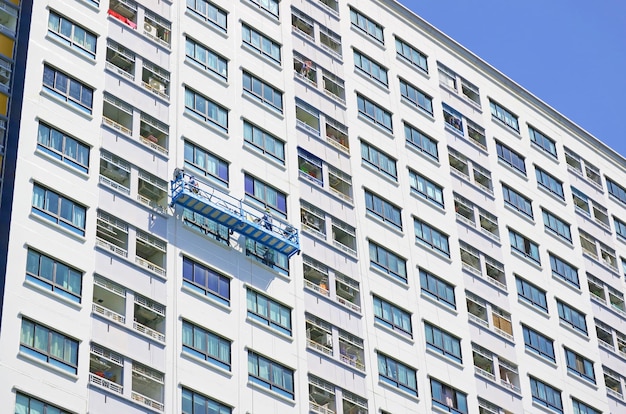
top-left (133, 322), bottom-right (165, 342)
top-left (92, 303), bottom-right (126, 324)
top-left (89, 373), bottom-right (123, 394)
top-left (131, 392), bottom-right (164, 412)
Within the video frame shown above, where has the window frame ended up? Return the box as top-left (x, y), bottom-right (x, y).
top-left (377, 353), bottom-right (418, 396)
top-left (26, 248), bottom-right (83, 303)
top-left (42, 64), bottom-right (93, 115)
top-left (360, 141), bottom-right (397, 180)
top-left (373, 295), bottom-right (412, 338)
top-left (246, 288), bottom-right (292, 336)
top-left (184, 140), bottom-right (229, 186)
top-left (364, 189), bottom-right (402, 230)
top-left (535, 166), bottom-right (564, 199)
top-left (542, 209), bottom-right (572, 243)
top-left (414, 218), bottom-right (450, 257)
top-left (420, 269), bottom-right (456, 309)
top-left (48, 10), bottom-right (97, 58)
top-left (353, 49), bottom-right (388, 87)
top-left (184, 87), bottom-right (228, 132)
top-left (357, 94), bottom-right (393, 132)
top-left (529, 125), bottom-right (557, 158)
top-left (489, 99), bottom-right (519, 132)
top-left (607, 177), bottom-right (626, 206)
top-left (247, 351), bottom-right (294, 399)
top-left (185, 36), bottom-right (228, 80)
top-left (395, 37), bottom-right (428, 73)
top-left (509, 228), bottom-right (540, 264)
top-left (31, 183), bottom-right (87, 237)
top-left (557, 300), bottom-right (588, 335)
top-left (20, 318), bottom-right (79, 374)
top-left (399, 78), bottom-right (433, 115)
top-left (369, 241), bottom-right (407, 282)
top-left (522, 325), bottom-right (555, 362)
top-left (404, 122), bottom-right (438, 161)
top-left (242, 71), bottom-right (283, 113)
top-left (564, 348), bottom-right (595, 383)
top-left (244, 173), bottom-right (287, 217)
top-left (496, 140), bottom-right (526, 175)
top-left (502, 184), bottom-right (533, 218)
top-left (529, 376), bottom-right (563, 413)
top-left (37, 121), bottom-right (90, 173)
top-left (241, 23), bottom-right (281, 64)
top-left (425, 323), bottom-right (462, 363)
top-left (186, 0), bottom-right (228, 33)
top-left (430, 378), bottom-right (468, 414)
top-left (549, 253), bottom-right (579, 288)
top-left (16, 393), bottom-right (72, 414)
top-left (182, 256), bottom-right (230, 306)
top-left (182, 320), bottom-right (231, 371)
top-left (182, 387), bottom-right (232, 414)
top-left (247, 0), bottom-right (279, 19)
top-left (516, 276), bottom-right (548, 313)
top-left (409, 170), bottom-right (444, 207)
top-left (243, 120), bottom-right (285, 164)
top-left (350, 7), bottom-right (384, 43)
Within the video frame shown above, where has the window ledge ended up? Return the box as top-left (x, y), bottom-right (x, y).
top-left (241, 2), bottom-right (281, 25)
top-left (244, 252), bottom-right (292, 282)
top-left (502, 202), bottom-right (535, 224)
top-left (183, 110), bottom-right (229, 140)
top-left (414, 240), bottom-right (452, 263)
top-left (350, 25), bottom-right (386, 51)
top-left (184, 10), bottom-right (228, 39)
top-left (181, 350), bottom-right (233, 378)
top-left (425, 346), bottom-right (464, 370)
top-left (517, 297), bottom-right (549, 319)
top-left (241, 91), bottom-right (284, 120)
top-left (410, 189), bottom-right (445, 213)
top-left (510, 249), bottom-right (542, 270)
top-left (356, 113), bottom-right (395, 138)
top-left (490, 116), bottom-right (521, 138)
top-left (245, 316), bottom-right (294, 343)
top-left (558, 321), bottom-right (590, 342)
top-left (524, 348), bottom-right (558, 368)
top-left (181, 284), bottom-right (231, 313)
top-left (34, 148), bottom-right (90, 180)
top-left (378, 380), bottom-right (419, 402)
top-left (497, 159), bottom-right (529, 181)
top-left (531, 400), bottom-right (564, 414)
top-left (419, 292), bottom-right (458, 315)
top-left (240, 42), bottom-right (283, 72)
top-left (29, 212), bottom-right (86, 243)
top-left (566, 370), bottom-right (597, 389)
top-left (247, 381), bottom-right (296, 405)
top-left (405, 142), bottom-right (441, 168)
top-left (365, 212), bottom-right (404, 237)
top-left (76, 0), bottom-right (100, 11)
top-left (397, 55), bottom-right (430, 80)
top-left (23, 278), bottom-right (82, 310)
top-left (17, 351), bottom-right (78, 381)
top-left (45, 33), bottom-right (97, 65)
top-left (531, 143), bottom-right (559, 164)
top-left (242, 142), bottom-right (286, 170)
top-left (399, 97), bottom-right (435, 122)
top-left (449, 169), bottom-right (495, 199)
top-left (551, 274), bottom-right (581, 295)
top-left (39, 90), bottom-right (93, 121)
top-left (361, 161), bottom-right (399, 187)
top-left (374, 320), bottom-right (414, 344)
top-left (353, 66), bottom-right (390, 94)
top-left (369, 264), bottom-right (409, 289)
top-left (536, 185), bottom-right (567, 206)
top-left (544, 229), bottom-right (574, 249)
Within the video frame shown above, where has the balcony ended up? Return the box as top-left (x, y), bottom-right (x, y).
top-left (108, 0), bottom-right (137, 29)
top-left (132, 364), bottom-right (164, 412)
top-left (92, 276), bottom-right (126, 324)
top-left (103, 96), bottom-right (133, 136)
top-left (170, 171), bottom-right (300, 258)
top-left (89, 344), bottom-right (124, 395)
top-left (96, 212), bottom-right (129, 258)
top-left (135, 231), bottom-right (166, 277)
top-left (133, 296), bottom-right (165, 342)
top-left (139, 113), bottom-right (168, 155)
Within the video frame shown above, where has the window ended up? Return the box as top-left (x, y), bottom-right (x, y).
top-left (420, 269), bottom-right (455, 309)
top-left (453, 195), bottom-right (500, 240)
top-left (415, 219), bottom-right (450, 257)
top-left (350, 8), bottom-right (383, 43)
top-left (448, 148), bottom-right (493, 192)
top-left (246, 289), bottom-right (292, 336)
top-left (404, 122), bottom-right (438, 160)
top-left (319, 25), bottom-right (342, 57)
top-left (32, 184), bottom-right (86, 237)
top-left (535, 167), bottom-right (564, 199)
top-left (438, 63), bottom-right (481, 106)
top-left (243, 71), bottom-right (283, 113)
top-left (244, 174), bottom-right (287, 217)
top-left (184, 87), bottom-right (228, 132)
top-left (496, 140), bottom-right (526, 175)
top-left (248, 0), bottom-right (279, 18)
top-left (292, 9), bottom-right (314, 39)
top-left (361, 141), bottom-right (397, 180)
top-left (248, 351), bottom-right (294, 399)
top-left (357, 94), bottom-right (393, 132)
top-left (243, 120), bottom-right (285, 164)
top-left (377, 353), bottom-right (417, 396)
top-left (182, 257), bottom-right (230, 306)
top-left (184, 201), bottom-right (229, 245)
top-left (572, 399), bottom-right (601, 414)
top-left (37, 122), bottom-right (90, 173)
top-left (607, 177), bottom-right (626, 206)
top-left (529, 126), bottom-right (557, 158)
top-left (516, 276), bottom-right (547, 312)
top-left (430, 378), bottom-right (468, 413)
top-left (604, 367), bottom-right (624, 399)
top-left (564, 147), bottom-right (602, 186)
top-left (502, 184), bottom-right (533, 218)
top-left (425, 323), bottom-right (462, 363)
top-left (523, 325), bottom-right (555, 361)
top-left (353, 50), bottom-right (388, 86)
top-left (579, 230), bottom-right (618, 269)
top-left (184, 140), bottom-right (229, 186)
top-left (542, 209), bottom-right (571, 242)
top-left (373, 296), bottom-right (412, 337)
top-left (298, 148), bottom-right (323, 185)
top-left (182, 387), bottom-right (231, 414)
top-left (395, 37), bottom-right (427, 73)
top-left (26, 248), bottom-right (82, 303)
top-left (557, 300), bottom-right (587, 335)
top-left (143, 10), bottom-right (171, 47)
top-left (185, 37), bottom-right (227, 80)
top-left (409, 170), bottom-right (443, 207)
top-left (186, 0), bottom-right (227, 32)
top-left (42, 64), bottom-right (93, 114)
top-left (369, 241), bottom-right (407, 282)
top-left (20, 318), bottom-right (78, 374)
top-left (399, 78), bottom-right (433, 115)
top-left (242, 23), bottom-right (281, 64)
top-left (365, 190), bottom-right (402, 230)
top-left (509, 229), bottom-right (540, 264)
top-left (15, 393), bottom-right (72, 414)
top-left (529, 377), bottom-right (562, 413)
top-left (48, 11), bottom-right (97, 58)
top-left (564, 348), bottom-right (595, 383)
top-left (182, 320), bottom-right (231, 371)
top-left (549, 253), bottom-right (579, 288)
top-left (489, 100), bottom-right (519, 132)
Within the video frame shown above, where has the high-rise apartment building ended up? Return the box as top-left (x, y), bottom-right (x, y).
top-left (1, 0), bottom-right (625, 413)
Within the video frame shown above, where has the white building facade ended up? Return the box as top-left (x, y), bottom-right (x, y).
top-left (1, 0), bottom-right (625, 413)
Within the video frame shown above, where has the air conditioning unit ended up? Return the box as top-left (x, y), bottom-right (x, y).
top-left (149, 77), bottom-right (165, 93)
top-left (144, 22), bottom-right (156, 35)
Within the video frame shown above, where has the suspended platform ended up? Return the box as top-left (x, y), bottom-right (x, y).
top-left (170, 172), bottom-right (300, 258)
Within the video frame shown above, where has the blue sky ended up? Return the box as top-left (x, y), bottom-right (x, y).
top-left (402, 0), bottom-right (626, 158)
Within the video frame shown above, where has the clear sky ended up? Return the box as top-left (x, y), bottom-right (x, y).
top-left (400, 0), bottom-right (626, 158)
